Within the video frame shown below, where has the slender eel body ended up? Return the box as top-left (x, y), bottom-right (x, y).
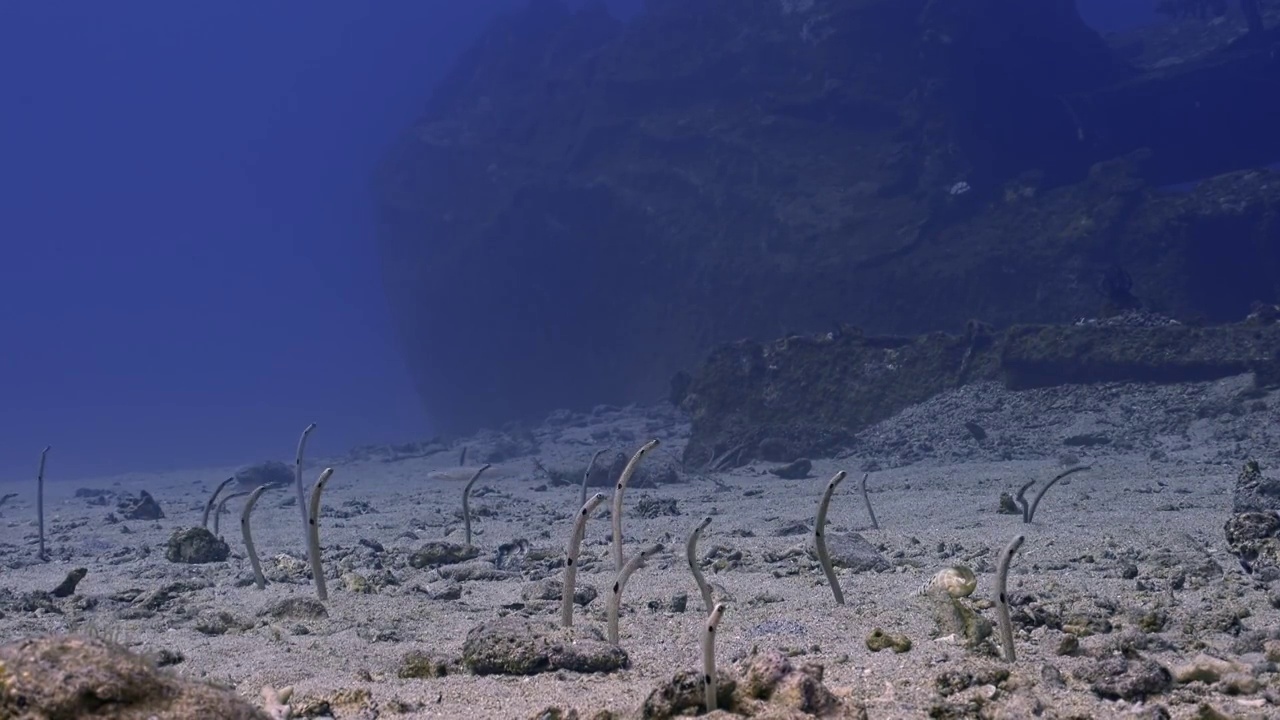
top-left (580, 449), bottom-right (605, 509)
top-left (461, 463), bottom-right (492, 547)
top-left (606, 543), bottom-right (663, 644)
top-left (814, 471), bottom-right (848, 604)
top-left (611, 439), bottom-right (659, 571)
top-left (307, 467), bottom-right (335, 601)
top-left (1026, 466), bottom-right (1090, 523)
top-left (36, 446), bottom-right (50, 560)
top-left (561, 492), bottom-right (607, 627)
top-left (202, 476), bottom-right (236, 529)
top-left (294, 423), bottom-right (317, 547)
top-left (241, 485), bottom-right (270, 589)
top-left (995, 534), bottom-right (1026, 662)
top-left (687, 516), bottom-right (714, 612)
top-left (213, 491), bottom-right (248, 537)
top-left (859, 472), bottom-right (879, 530)
top-left (702, 603), bottom-right (726, 712)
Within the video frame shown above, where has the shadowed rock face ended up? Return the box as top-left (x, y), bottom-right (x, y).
top-left (679, 315), bottom-right (1280, 466)
top-left (376, 0), bottom-right (1280, 432)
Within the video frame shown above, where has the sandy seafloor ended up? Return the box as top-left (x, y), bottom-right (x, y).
top-left (3, 375), bottom-right (1280, 719)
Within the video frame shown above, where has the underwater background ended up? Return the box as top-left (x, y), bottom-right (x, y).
top-left (3, 3), bottom-right (1280, 718)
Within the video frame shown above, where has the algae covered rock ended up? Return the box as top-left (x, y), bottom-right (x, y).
top-left (259, 596), bottom-right (328, 620)
top-left (643, 649), bottom-right (862, 719)
top-left (408, 541), bottom-right (480, 569)
top-left (397, 649), bottom-right (453, 679)
top-left (117, 490), bottom-right (164, 520)
top-left (866, 628), bottom-right (912, 653)
top-left (822, 531), bottom-right (892, 573)
top-left (684, 317), bottom-right (1280, 465)
top-left (1233, 459), bottom-right (1280, 514)
top-left (381, 0), bottom-right (1280, 439)
top-left (0, 634), bottom-right (271, 719)
top-left (165, 526), bottom-right (230, 564)
top-left (462, 618), bottom-right (627, 675)
top-left (1224, 510), bottom-right (1280, 578)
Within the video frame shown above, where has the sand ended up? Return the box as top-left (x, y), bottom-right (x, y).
top-left (2, 376), bottom-right (1279, 719)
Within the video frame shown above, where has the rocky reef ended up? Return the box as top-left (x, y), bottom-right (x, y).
top-left (681, 312), bottom-right (1280, 466)
top-left (377, 0), bottom-right (1280, 431)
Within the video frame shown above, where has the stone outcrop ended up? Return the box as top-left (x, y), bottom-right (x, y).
top-left (680, 314), bottom-right (1280, 466)
top-left (377, 0), bottom-right (1280, 431)
top-left (0, 634), bottom-right (272, 719)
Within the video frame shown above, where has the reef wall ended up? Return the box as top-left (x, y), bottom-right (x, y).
top-left (376, 0), bottom-right (1280, 431)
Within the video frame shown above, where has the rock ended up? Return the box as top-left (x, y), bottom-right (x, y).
top-left (634, 496), bottom-right (678, 518)
top-left (0, 589), bottom-right (60, 615)
top-left (769, 458), bottom-right (813, 479)
top-left (1001, 322), bottom-right (1280, 390)
top-left (1223, 510), bottom-right (1280, 577)
top-left (417, 580), bottom-right (462, 601)
top-left (641, 649), bottom-right (861, 719)
top-left (520, 578), bottom-right (563, 602)
top-left (461, 618), bottom-right (627, 675)
top-left (1147, 533), bottom-right (1224, 586)
top-left (822, 531), bottom-right (891, 573)
top-left (922, 594), bottom-right (992, 649)
top-left (270, 553), bottom-right (310, 582)
top-left (195, 611), bottom-right (249, 637)
top-left (933, 665), bottom-right (1011, 697)
top-left (494, 539), bottom-right (531, 571)
top-left (1063, 432), bottom-right (1111, 447)
top-left (75, 487), bottom-right (112, 498)
top-left (379, 0), bottom-right (1280, 434)
top-left (355, 624), bottom-right (402, 643)
top-left (997, 493), bottom-right (1021, 514)
top-left (517, 578), bottom-right (596, 608)
top-left (233, 460), bottom-right (294, 490)
top-left (1171, 653), bottom-right (1248, 685)
top-left (684, 319), bottom-right (1280, 464)
top-left (259, 597), bottom-right (328, 620)
top-left (1075, 657), bottom-right (1172, 701)
top-left (117, 490), bottom-right (164, 520)
top-left (397, 650), bottom-right (452, 679)
top-left (865, 628), bottom-right (912, 653)
top-left (408, 541), bottom-right (480, 568)
top-left (1233, 459), bottom-right (1280, 514)
top-left (437, 560), bottom-right (515, 582)
top-left (641, 668), bottom-right (736, 719)
top-left (0, 634), bottom-right (271, 719)
top-left (962, 422), bottom-right (987, 442)
top-left (668, 371), bottom-right (692, 406)
top-left (138, 581), bottom-right (206, 611)
top-left (341, 572), bottom-right (373, 594)
top-left (50, 567), bottom-right (87, 598)
top-left (774, 522), bottom-right (809, 537)
top-left (528, 707), bottom-right (583, 720)
top-left (736, 651), bottom-right (847, 717)
top-left (682, 331), bottom-right (981, 464)
top-left (1266, 639), bottom-right (1280, 663)
top-left (165, 527), bottom-right (230, 564)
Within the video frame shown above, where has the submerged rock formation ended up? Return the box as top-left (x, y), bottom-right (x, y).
top-left (377, 0), bottom-right (1280, 431)
top-left (680, 313), bottom-right (1280, 467)
top-left (0, 634), bottom-right (272, 719)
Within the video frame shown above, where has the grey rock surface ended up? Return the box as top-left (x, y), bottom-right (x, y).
top-left (0, 634), bottom-right (271, 719)
top-left (462, 618), bottom-right (628, 675)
